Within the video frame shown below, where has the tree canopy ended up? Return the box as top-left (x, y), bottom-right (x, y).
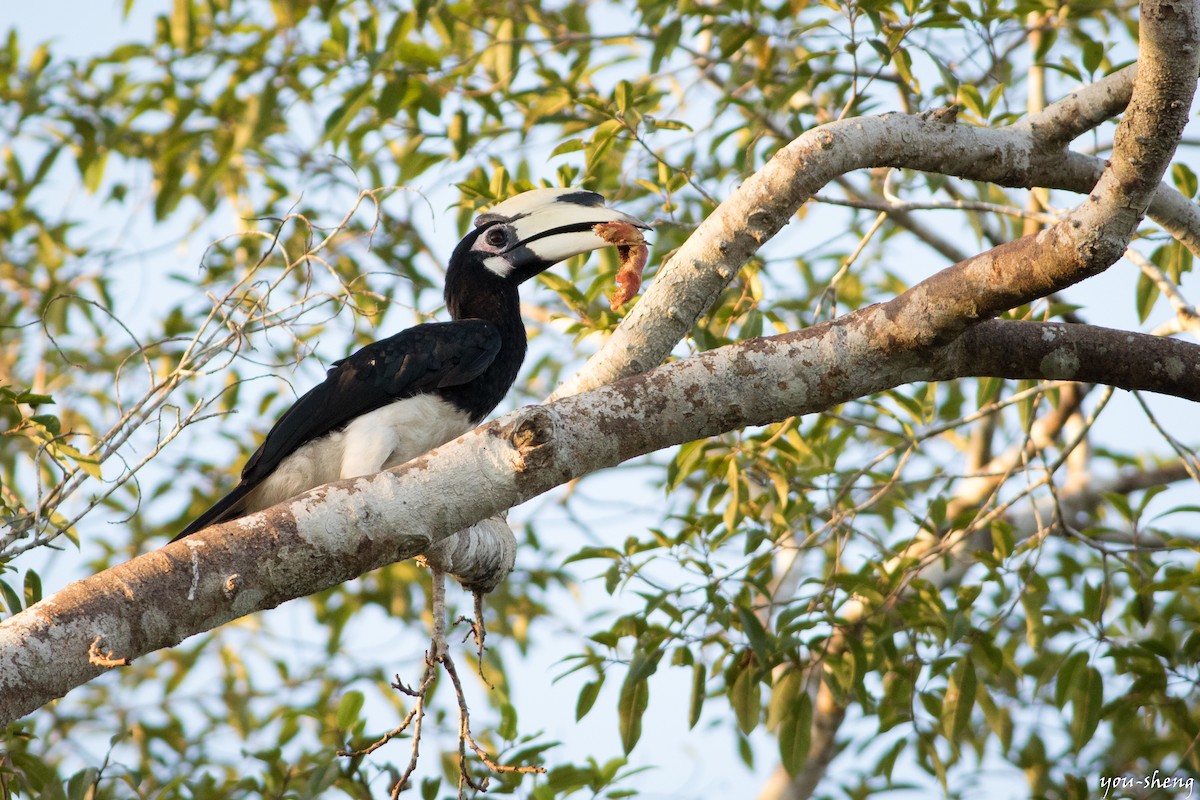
top-left (2, 1), bottom-right (1200, 798)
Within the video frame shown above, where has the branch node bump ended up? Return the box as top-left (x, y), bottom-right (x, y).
top-left (508, 408), bottom-right (554, 472)
top-left (922, 103), bottom-right (960, 124)
top-left (88, 636), bottom-right (131, 669)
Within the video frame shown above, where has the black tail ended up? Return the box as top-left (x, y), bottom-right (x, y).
top-left (170, 482), bottom-right (256, 542)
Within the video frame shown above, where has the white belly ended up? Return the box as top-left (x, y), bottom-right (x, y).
top-left (241, 394), bottom-right (474, 513)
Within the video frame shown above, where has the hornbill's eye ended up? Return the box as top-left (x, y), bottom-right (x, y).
top-left (484, 227), bottom-right (509, 248)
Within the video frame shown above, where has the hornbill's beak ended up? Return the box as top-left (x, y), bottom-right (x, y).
top-left (468, 188), bottom-right (650, 283)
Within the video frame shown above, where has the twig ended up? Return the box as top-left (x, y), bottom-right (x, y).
top-left (338, 570), bottom-right (542, 797)
top-left (441, 649), bottom-right (546, 797)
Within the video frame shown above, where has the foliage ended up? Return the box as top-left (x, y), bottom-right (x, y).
top-left (1, 1), bottom-right (1197, 798)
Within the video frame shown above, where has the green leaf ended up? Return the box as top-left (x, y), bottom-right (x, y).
top-left (1020, 579), bottom-right (1047, 649)
top-left (879, 670), bottom-right (915, 732)
top-left (563, 546), bottom-right (623, 565)
top-left (604, 564), bottom-right (621, 595)
top-left (15, 390), bottom-right (53, 407)
top-left (977, 685), bottom-right (1013, 752)
top-left (893, 47), bottom-right (918, 93)
top-left (64, 445), bottom-right (103, 480)
top-left (778, 691), bottom-right (812, 777)
top-left (617, 674), bottom-right (649, 753)
top-left (67, 767), bottom-right (100, 800)
top-left (1081, 39), bottom-right (1105, 74)
top-left (394, 41), bottom-right (441, 68)
top-left (170, 0), bottom-right (194, 50)
top-left (739, 308), bottom-right (763, 340)
top-left (717, 26), bottom-right (753, 58)
top-left (306, 761), bottom-right (339, 794)
top-left (723, 458), bottom-right (740, 533)
top-left (650, 19), bottom-right (682, 72)
top-left (586, 119), bottom-right (624, 172)
top-left (23, 570), bottom-right (41, 608)
top-left (1153, 240), bottom-right (1193, 283)
top-left (1081, 579), bottom-right (1105, 621)
top-left (730, 660), bottom-right (761, 734)
top-left (324, 81), bottom-right (374, 144)
top-left (1035, 26), bottom-right (1059, 62)
top-left (736, 605), bottom-right (772, 668)
top-left (0, 580), bottom-right (22, 614)
top-left (551, 139), bottom-right (585, 158)
top-left (688, 662), bottom-right (706, 729)
top-left (498, 702), bottom-right (518, 740)
top-left (29, 414), bottom-right (61, 437)
top-left (976, 376), bottom-right (1002, 409)
top-left (1055, 652), bottom-right (1086, 710)
top-left (647, 118), bottom-right (692, 132)
top-left (488, 17), bottom-right (517, 87)
top-left (957, 84), bottom-right (985, 120)
top-left (986, 84), bottom-right (1005, 118)
top-left (1173, 163), bottom-right (1199, 198)
top-left (617, 649), bottom-right (660, 753)
top-left (944, 655), bottom-right (976, 743)
top-left (335, 690), bottom-right (364, 729)
top-left (377, 73), bottom-right (408, 121)
top-left (1070, 667), bottom-right (1104, 750)
top-left (766, 669), bottom-right (804, 731)
top-left (867, 39), bottom-right (892, 65)
top-left (614, 80), bottom-right (633, 115)
top-left (1135, 270), bottom-right (1159, 323)
top-left (83, 150), bottom-right (108, 194)
top-left (576, 679), bottom-right (602, 721)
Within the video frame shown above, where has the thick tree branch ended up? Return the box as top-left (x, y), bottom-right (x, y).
top-left (557, 51), bottom-right (1198, 398)
top-left (2, 318), bottom-right (1199, 724)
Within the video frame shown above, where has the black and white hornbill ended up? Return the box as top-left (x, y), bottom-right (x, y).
top-left (173, 188), bottom-right (647, 541)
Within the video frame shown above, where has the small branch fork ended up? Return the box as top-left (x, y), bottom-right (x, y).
top-left (337, 570), bottom-right (544, 798)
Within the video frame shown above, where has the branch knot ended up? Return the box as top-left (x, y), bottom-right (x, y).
top-left (507, 408), bottom-right (554, 473)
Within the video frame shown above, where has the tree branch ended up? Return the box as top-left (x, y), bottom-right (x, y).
top-left (3, 317), bottom-right (1199, 724)
top-left (557, 51), bottom-right (1199, 399)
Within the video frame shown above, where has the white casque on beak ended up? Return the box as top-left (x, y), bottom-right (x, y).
top-left (472, 188), bottom-right (649, 279)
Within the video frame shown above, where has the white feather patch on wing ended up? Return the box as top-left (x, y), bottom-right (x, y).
top-left (240, 395), bottom-right (475, 514)
top-left (340, 394), bottom-right (474, 476)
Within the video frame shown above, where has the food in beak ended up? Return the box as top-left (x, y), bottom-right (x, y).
top-left (593, 221), bottom-right (649, 310)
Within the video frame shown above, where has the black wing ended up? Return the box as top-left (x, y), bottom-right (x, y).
top-left (172, 319), bottom-right (501, 541)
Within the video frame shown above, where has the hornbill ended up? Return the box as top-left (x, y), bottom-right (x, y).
top-left (173, 188), bottom-right (647, 541)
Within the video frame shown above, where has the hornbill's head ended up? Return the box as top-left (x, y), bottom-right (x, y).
top-left (448, 188), bottom-right (649, 288)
